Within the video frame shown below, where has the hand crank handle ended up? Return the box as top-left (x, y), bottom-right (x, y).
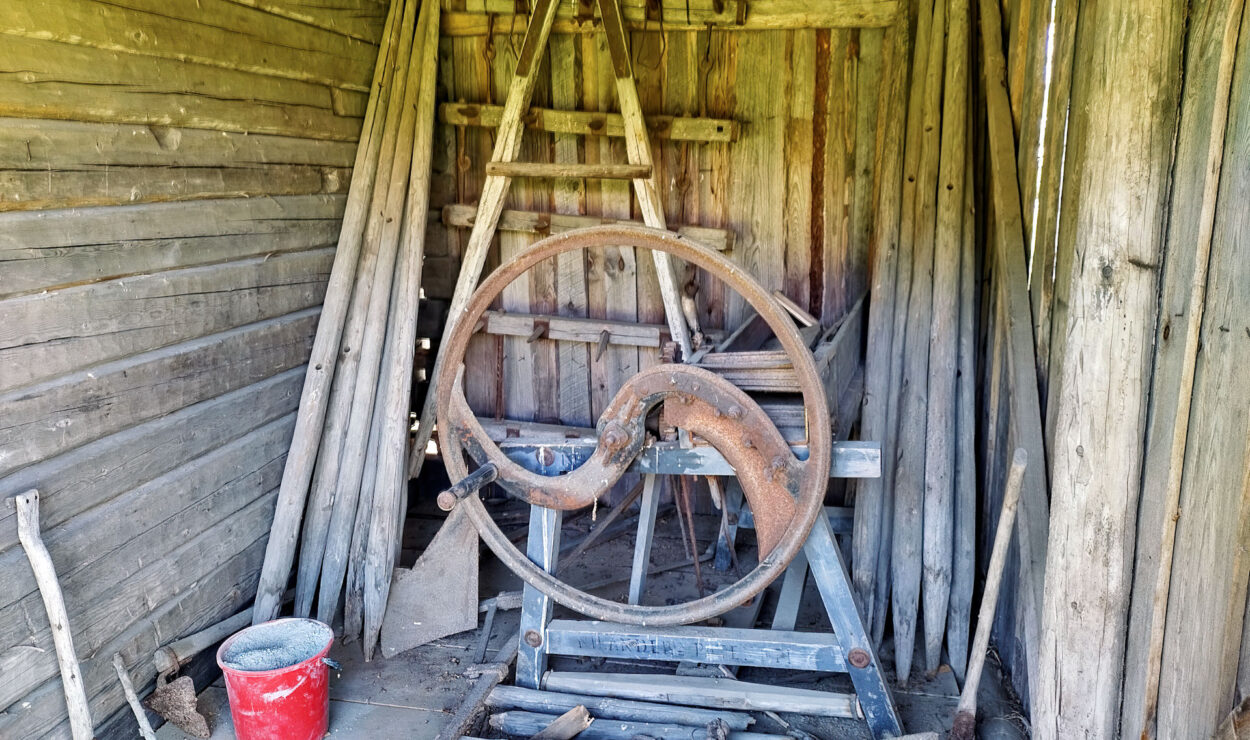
top-left (437, 463), bottom-right (499, 511)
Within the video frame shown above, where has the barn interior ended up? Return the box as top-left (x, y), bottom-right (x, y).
top-left (1, 0), bottom-right (1248, 739)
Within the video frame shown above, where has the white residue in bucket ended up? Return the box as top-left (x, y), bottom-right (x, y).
top-left (221, 619), bottom-right (332, 672)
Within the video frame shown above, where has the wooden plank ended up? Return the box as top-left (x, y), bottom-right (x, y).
top-left (441, 102), bottom-right (737, 142)
top-left (0, 35), bottom-right (363, 141)
top-left (481, 311), bottom-right (672, 347)
top-left (550, 32), bottom-right (593, 429)
top-left (440, 203), bottom-right (734, 250)
top-left (0, 422), bottom-right (291, 709)
top-left (545, 621), bottom-right (847, 672)
top-left (223, 0), bottom-right (389, 43)
top-left (517, 507), bottom-right (562, 689)
top-left (0, 0), bottom-right (377, 91)
top-left (1122, 1), bottom-right (1247, 736)
top-left (0, 118), bottom-right (357, 169)
top-left (487, 685), bottom-right (753, 730)
top-left (725, 31), bottom-right (787, 329)
top-left (0, 535), bottom-right (266, 738)
top-left (0, 368), bottom-right (302, 553)
top-left (1031, 0), bottom-right (1186, 732)
top-left (1152, 7), bottom-right (1250, 734)
top-left (0, 308), bottom-right (318, 479)
top-left (818, 30), bottom-right (857, 324)
top-left (0, 195), bottom-right (344, 298)
top-left (846, 29), bottom-right (883, 320)
top-left (543, 672), bottom-right (859, 718)
top-left (781, 30), bottom-right (816, 312)
top-left (485, 161), bottom-right (651, 179)
top-left (0, 249), bottom-right (333, 393)
top-left (440, 0), bottom-right (902, 34)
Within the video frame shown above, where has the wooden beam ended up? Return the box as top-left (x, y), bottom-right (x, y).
top-left (440, 0), bottom-right (901, 35)
top-left (439, 204), bottom-right (734, 250)
top-left (484, 161), bottom-right (651, 179)
top-left (481, 311), bottom-right (671, 347)
top-left (441, 102), bottom-right (737, 142)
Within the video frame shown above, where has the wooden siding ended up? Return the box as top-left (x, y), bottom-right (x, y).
top-left (426, 22), bottom-right (888, 425)
top-left (0, 1), bottom-right (384, 736)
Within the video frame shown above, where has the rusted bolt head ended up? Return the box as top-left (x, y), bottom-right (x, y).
top-left (771, 456), bottom-right (787, 471)
top-left (601, 422), bottom-right (629, 450)
top-left (538, 446), bottom-right (555, 467)
top-left (523, 629), bottom-right (543, 648)
top-left (726, 405), bottom-right (744, 420)
top-left (741, 436), bottom-right (754, 449)
top-left (847, 648), bottom-right (871, 669)
top-left (436, 490), bottom-right (458, 512)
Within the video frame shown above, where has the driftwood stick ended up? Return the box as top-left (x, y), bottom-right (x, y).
top-left (113, 654), bottom-right (157, 740)
top-left (892, 0), bottom-right (946, 685)
top-left (921, 0), bottom-right (970, 674)
top-left (951, 449), bottom-right (1027, 740)
top-left (15, 490), bottom-right (93, 740)
top-left (254, 0), bottom-right (407, 623)
top-left (362, 0), bottom-right (443, 658)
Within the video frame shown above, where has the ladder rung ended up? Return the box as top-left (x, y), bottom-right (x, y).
top-left (485, 161), bottom-right (652, 180)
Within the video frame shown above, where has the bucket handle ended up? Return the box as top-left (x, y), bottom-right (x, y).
top-left (321, 658), bottom-right (342, 671)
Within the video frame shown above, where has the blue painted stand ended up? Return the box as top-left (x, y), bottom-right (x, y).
top-left (511, 443), bottom-right (903, 738)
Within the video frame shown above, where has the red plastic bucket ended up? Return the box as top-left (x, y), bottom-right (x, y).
top-left (216, 618), bottom-right (335, 740)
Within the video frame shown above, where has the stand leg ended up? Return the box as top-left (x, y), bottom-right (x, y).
top-left (517, 506), bottom-right (562, 688)
top-left (805, 515), bottom-right (903, 737)
top-left (627, 475), bottom-right (661, 605)
top-left (771, 548), bottom-right (809, 631)
top-left (714, 479), bottom-right (744, 571)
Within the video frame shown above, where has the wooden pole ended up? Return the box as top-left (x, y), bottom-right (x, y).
top-left (892, 0), bottom-right (945, 684)
top-left (852, 13), bottom-right (908, 627)
top-left (873, 0), bottom-right (934, 647)
top-left (950, 449), bottom-right (1027, 740)
top-left (319, 0), bottom-right (434, 628)
top-left (253, 0), bottom-right (407, 624)
top-left (1138, 1), bottom-right (1245, 734)
top-left (292, 0), bottom-right (410, 617)
top-left (112, 654), bottom-right (157, 740)
top-left (922, 0), bottom-right (970, 674)
top-left (361, 0), bottom-right (441, 660)
top-left (309, 0), bottom-right (425, 626)
top-left (1033, 0), bottom-right (1186, 733)
top-left (947, 135), bottom-right (978, 682)
top-left (15, 490), bottom-right (93, 740)
top-left (407, 0), bottom-right (562, 483)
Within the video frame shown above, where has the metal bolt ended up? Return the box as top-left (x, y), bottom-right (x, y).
top-left (523, 630), bottom-right (543, 648)
top-left (726, 405), bottom-right (744, 420)
top-left (847, 648), bottom-right (871, 669)
top-left (538, 447), bottom-right (555, 466)
top-left (742, 436), bottom-right (754, 449)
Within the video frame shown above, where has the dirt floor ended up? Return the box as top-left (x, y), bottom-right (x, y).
top-left (158, 485), bottom-right (1029, 739)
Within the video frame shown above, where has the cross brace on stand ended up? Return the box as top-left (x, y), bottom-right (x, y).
top-left (510, 445), bottom-right (904, 739)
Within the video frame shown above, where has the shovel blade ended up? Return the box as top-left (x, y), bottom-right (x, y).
top-left (380, 506), bottom-right (479, 659)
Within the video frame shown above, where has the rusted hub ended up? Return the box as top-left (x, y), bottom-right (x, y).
top-left (436, 224), bottom-right (831, 626)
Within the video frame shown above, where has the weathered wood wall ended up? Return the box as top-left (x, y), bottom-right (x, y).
top-left (422, 8), bottom-right (895, 427)
top-left (0, 1), bottom-right (385, 736)
top-left (984, 0), bottom-right (1250, 735)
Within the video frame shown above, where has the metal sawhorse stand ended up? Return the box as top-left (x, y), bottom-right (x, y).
top-left (501, 440), bottom-right (903, 738)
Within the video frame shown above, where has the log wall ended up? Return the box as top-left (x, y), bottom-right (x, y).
top-left (0, 1), bottom-right (385, 736)
top-left (983, 0), bottom-right (1250, 735)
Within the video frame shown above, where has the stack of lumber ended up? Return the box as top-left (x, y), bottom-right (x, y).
top-left (250, 0), bottom-right (441, 659)
top-left (850, 0), bottom-right (978, 685)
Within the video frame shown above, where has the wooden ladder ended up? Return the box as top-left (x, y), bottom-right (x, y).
top-left (411, 0), bottom-right (693, 474)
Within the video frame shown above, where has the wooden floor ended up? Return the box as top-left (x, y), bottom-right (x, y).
top-left (156, 503), bottom-right (1026, 739)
